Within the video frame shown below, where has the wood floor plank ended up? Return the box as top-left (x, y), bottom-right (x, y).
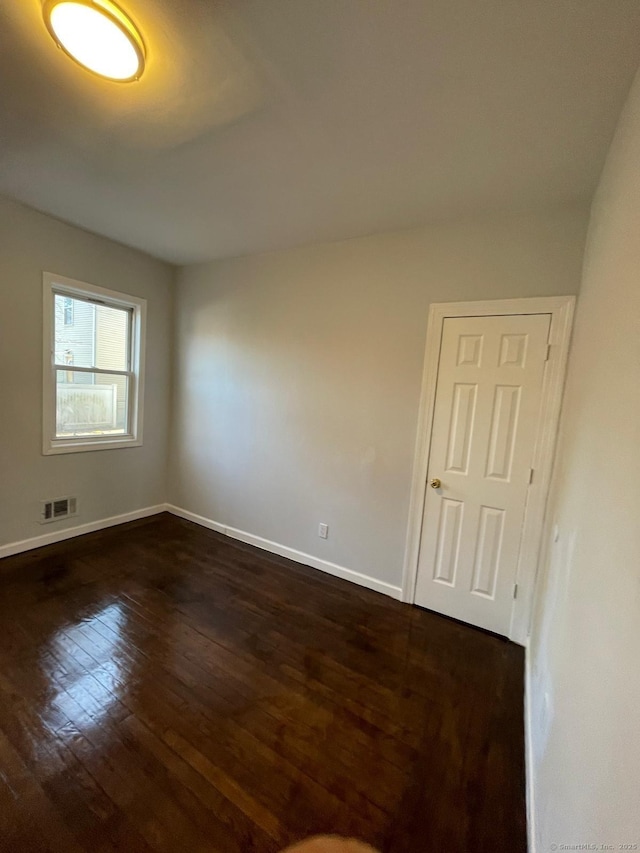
top-left (0, 728), bottom-right (86, 853)
top-left (0, 513), bottom-right (526, 852)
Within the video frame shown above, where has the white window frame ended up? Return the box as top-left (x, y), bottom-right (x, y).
top-left (43, 272), bottom-right (146, 455)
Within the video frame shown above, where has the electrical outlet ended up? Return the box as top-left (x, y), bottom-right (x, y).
top-left (318, 523), bottom-right (329, 539)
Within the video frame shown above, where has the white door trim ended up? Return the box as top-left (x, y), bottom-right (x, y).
top-left (402, 296), bottom-right (575, 644)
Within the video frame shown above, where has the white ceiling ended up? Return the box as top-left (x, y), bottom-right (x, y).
top-left (1, 0), bottom-right (639, 264)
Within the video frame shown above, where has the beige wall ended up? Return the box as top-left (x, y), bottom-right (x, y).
top-left (0, 196), bottom-right (173, 547)
top-left (169, 207), bottom-right (588, 588)
top-left (528, 72), bottom-right (640, 849)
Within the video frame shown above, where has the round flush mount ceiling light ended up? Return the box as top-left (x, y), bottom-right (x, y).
top-left (43, 0), bottom-right (146, 82)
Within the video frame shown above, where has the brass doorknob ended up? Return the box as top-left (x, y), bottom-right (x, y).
top-left (430, 478), bottom-right (442, 489)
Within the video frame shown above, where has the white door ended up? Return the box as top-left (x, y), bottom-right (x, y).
top-left (414, 313), bottom-right (551, 635)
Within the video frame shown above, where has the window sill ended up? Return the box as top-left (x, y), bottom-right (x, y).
top-left (43, 436), bottom-right (143, 455)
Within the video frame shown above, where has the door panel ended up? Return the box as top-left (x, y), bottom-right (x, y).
top-left (432, 498), bottom-right (464, 585)
top-left (414, 313), bottom-right (550, 635)
top-left (446, 383), bottom-right (477, 473)
top-left (470, 505), bottom-right (504, 597)
top-left (485, 384), bottom-right (521, 480)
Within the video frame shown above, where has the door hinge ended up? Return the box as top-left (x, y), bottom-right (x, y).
top-left (513, 583), bottom-right (518, 599)
top-left (528, 468), bottom-right (534, 484)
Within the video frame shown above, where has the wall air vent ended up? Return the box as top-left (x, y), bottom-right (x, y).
top-left (40, 496), bottom-right (78, 524)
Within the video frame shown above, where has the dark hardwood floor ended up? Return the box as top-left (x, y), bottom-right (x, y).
top-left (0, 514), bottom-right (526, 853)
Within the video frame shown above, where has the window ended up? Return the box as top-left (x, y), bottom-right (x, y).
top-left (43, 273), bottom-right (146, 454)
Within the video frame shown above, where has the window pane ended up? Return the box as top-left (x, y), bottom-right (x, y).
top-left (54, 295), bottom-right (129, 371)
top-left (95, 304), bottom-right (130, 371)
top-left (56, 370), bottom-right (129, 438)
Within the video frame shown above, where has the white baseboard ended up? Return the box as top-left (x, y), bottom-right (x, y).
top-left (0, 504), bottom-right (167, 560)
top-left (524, 639), bottom-right (536, 853)
top-left (166, 505), bottom-right (226, 534)
top-left (166, 504), bottom-right (403, 601)
top-left (1, 501), bottom-right (403, 602)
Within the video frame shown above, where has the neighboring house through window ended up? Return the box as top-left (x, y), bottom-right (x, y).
top-left (63, 296), bottom-right (74, 325)
top-left (43, 272), bottom-right (146, 454)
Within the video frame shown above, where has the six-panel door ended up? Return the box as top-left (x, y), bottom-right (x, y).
top-left (414, 313), bottom-right (551, 636)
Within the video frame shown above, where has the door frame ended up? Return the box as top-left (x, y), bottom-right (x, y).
top-left (402, 296), bottom-right (575, 644)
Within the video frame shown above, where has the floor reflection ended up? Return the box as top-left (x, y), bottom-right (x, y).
top-left (43, 600), bottom-right (130, 733)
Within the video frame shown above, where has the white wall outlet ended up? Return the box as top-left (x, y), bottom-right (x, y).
top-left (318, 523), bottom-right (329, 539)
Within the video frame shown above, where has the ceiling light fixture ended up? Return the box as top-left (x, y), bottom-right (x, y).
top-left (43, 0), bottom-right (146, 82)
